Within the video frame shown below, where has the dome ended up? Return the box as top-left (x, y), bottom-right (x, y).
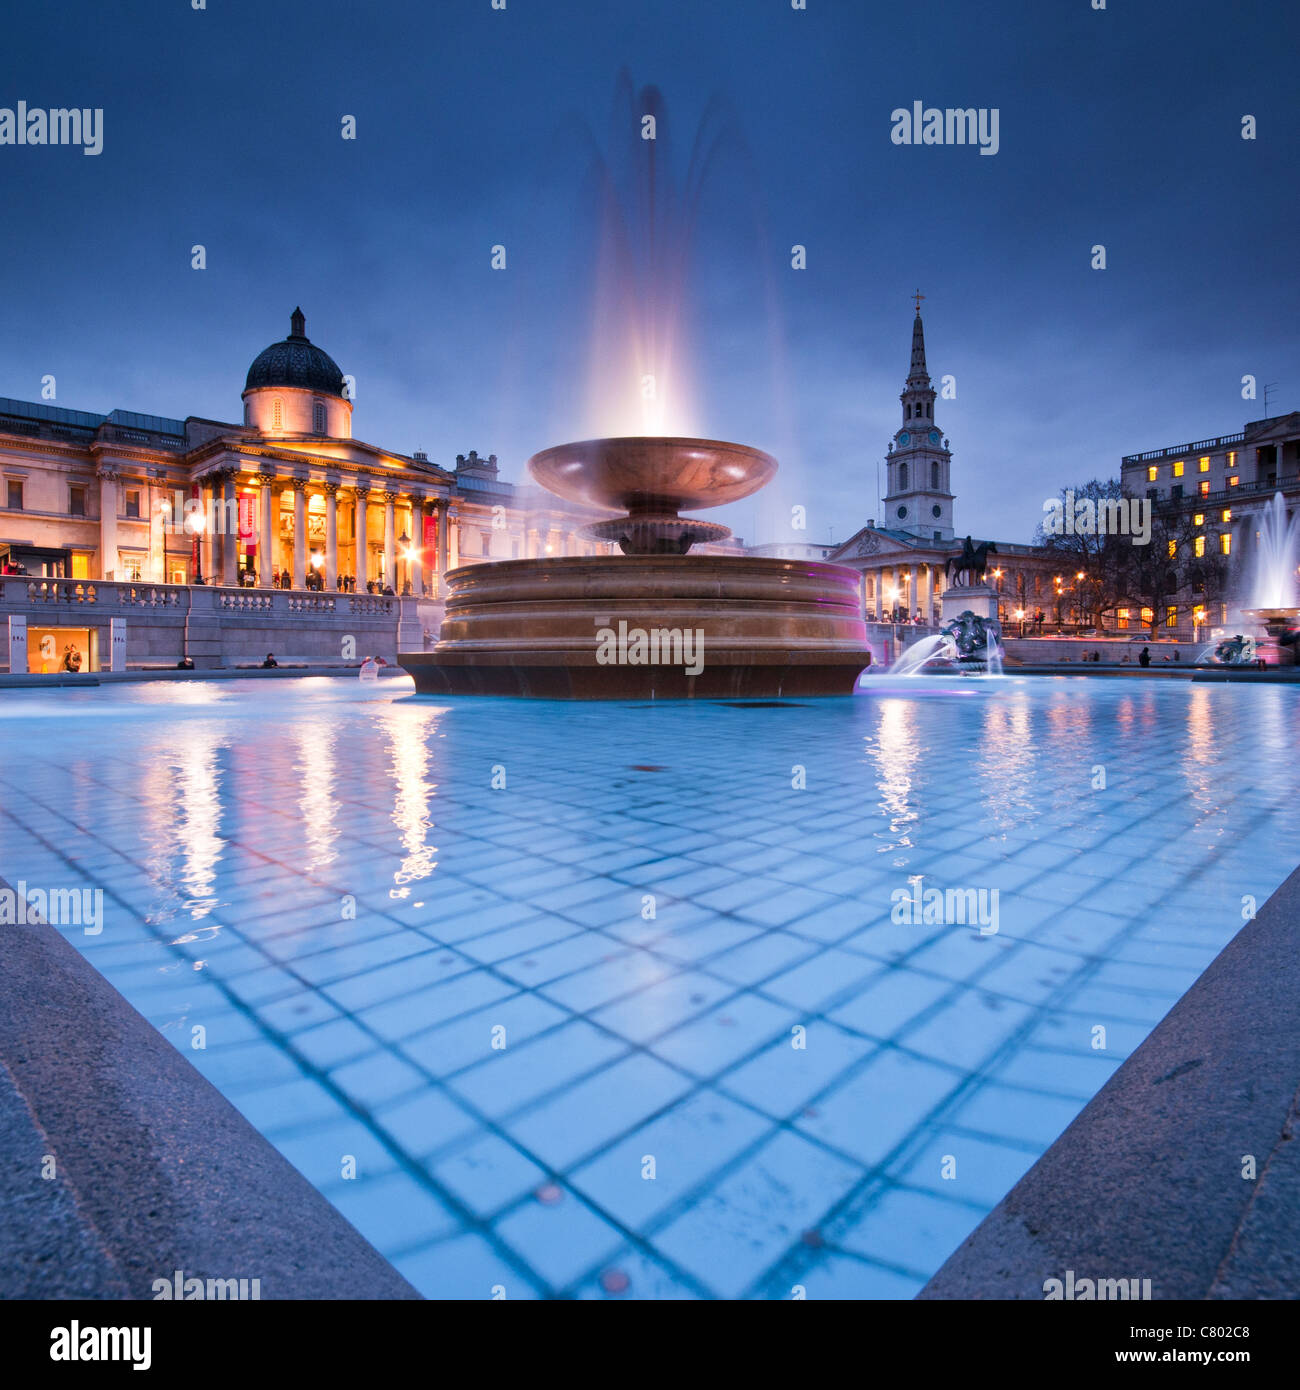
top-left (244, 308), bottom-right (346, 397)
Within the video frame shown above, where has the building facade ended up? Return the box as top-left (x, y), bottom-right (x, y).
top-left (0, 309), bottom-right (614, 599)
top-left (1118, 410), bottom-right (1300, 629)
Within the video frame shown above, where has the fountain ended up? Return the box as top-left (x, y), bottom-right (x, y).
top-left (1237, 491), bottom-right (1300, 665)
top-left (399, 436), bottom-right (872, 697)
top-left (398, 78), bottom-right (872, 699)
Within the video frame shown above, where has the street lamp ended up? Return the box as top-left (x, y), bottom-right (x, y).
top-left (184, 505), bottom-right (206, 585)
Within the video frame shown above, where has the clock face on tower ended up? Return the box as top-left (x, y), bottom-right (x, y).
top-left (897, 431), bottom-right (910, 445)
top-left (929, 430), bottom-right (940, 444)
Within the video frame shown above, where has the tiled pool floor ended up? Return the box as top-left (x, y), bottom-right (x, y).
top-left (2, 676), bottom-right (1296, 1298)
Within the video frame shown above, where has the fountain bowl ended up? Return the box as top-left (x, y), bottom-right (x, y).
top-left (527, 436), bottom-right (777, 516)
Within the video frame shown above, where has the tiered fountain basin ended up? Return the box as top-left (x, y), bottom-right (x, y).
top-left (400, 436), bottom-right (872, 698)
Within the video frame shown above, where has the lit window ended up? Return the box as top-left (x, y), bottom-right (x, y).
top-left (1172, 461), bottom-right (1185, 477)
top-left (1140, 607), bottom-right (1154, 627)
top-left (1222, 509), bottom-right (1231, 522)
top-left (1117, 608), bottom-right (1130, 630)
top-left (1220, 533), bottom-right (1231, 555)
top-left (1199, 481), bottom-right (1210, 496)
top-left (1167, 540), bottom-right (1177, 558)
top-left (1193, 513), bottom-right (1204, 526)
top-left (1228, 475), bottom-right (1239, 487)
top-left (1166, 607), bottom-right (1178, 628)
top-left (1199, 457), bottom-right (1210, 472)
top-left (1194, 536), bottom-right (1205, 558)
top-left (1147, 466), bottom-right (1158, 482)
top-left (1228, 451), bottom-right (1236, 466)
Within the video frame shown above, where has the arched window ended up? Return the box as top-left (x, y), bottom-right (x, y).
top-left (899, 462), bottom-right (909, 490)
top-left (905, 404), bottom-right (911, 419)
top-left (926, 401), bottom-right (932, 417)
top-left (931, 461), bottom-right (940, 489)
top-left (313, 400), bottom-right (327, 434)
top-left (272, 397), bottom-right (283, 432)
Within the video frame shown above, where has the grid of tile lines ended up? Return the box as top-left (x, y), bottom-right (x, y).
top-left (1, 678), bottom-right (1296, 1298)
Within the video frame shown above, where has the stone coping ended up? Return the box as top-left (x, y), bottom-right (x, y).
top-left (0, 666), bottom-right (413, 688)
top-left (919, 861), bottom-right (1300, 1300)
top-left (0, 887), bottom-right (419, 1300)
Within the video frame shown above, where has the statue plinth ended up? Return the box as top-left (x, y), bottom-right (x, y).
top-left (940, 583), bottom-right (999, 627)
top-left (399, 436), bottom-right (873, 698)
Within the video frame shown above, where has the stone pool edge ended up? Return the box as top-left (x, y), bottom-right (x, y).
top-left (919, 860), bottom-right (1300, 1301)
top-left (0, 885), bottom-right (420, 1300)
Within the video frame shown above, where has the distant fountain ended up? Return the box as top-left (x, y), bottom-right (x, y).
top-left (1239, 492), bottom-right (1300, 665)
top-left (940, 610), bottom-right (1005, 674)
top-left (888, 633), bottom-right (958, 676)
top-left (1201, 634), bottom-right (1257, 667)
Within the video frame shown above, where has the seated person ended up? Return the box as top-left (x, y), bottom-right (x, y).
top-left (261, 652), bottom-right (278, 668)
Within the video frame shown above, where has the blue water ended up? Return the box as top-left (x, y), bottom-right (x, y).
top-left (1, 675), bottom-right (1295, 1298)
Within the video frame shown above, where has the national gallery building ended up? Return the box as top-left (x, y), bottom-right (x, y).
top-left (0, 309), bottom-right (616, 597)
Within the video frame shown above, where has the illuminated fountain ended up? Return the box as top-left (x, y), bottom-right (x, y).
top-left (1239, 492), bottom-right (1299, 665)
top-left (399, 436), bottom-right (872, 698)
top-left (399, 78), bottom-right (871, 698)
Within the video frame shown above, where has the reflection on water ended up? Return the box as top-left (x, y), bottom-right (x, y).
top-left (976, 693), bottom-right (1039, 833)
top-left (295, 718), bottom-right (339, 871)
top-left (866, 699), bottom-right (922, 860)
top-left (380, 705), bottom-right (440, 896)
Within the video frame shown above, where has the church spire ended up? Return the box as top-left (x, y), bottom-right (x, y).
top-left (908, 293), bottom-right (929, 386)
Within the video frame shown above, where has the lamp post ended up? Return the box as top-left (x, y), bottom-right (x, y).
top-left (398, 529), bottom-right (411, 596)
top-left (185, 499), bottom-right (206, 585)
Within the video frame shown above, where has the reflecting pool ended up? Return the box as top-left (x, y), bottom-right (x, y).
top-left (1, 676), bottom-right (1296, 1298)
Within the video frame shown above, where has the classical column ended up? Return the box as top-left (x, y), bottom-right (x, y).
top-left (292, 479), bottom-right (307, 589)
top-left (920, 565), bottom-right (932, 623)
top-left (908, 564), bottom-right (919, 620)
top-left (435, 499), bottom-right (449, 595)
top-left (448, 507), bottom-right (460, 569)
top-left (323, 482), bottom-right (339, 590)
top-left (255, 473), bottom-right (275, 586)
top-left (382, 491), bottom-right (397, 590)
top-left (354, 485), bottom-right (370, 589)
top-left (409, 495), bottom-right (424, 596)
top-left (97, 466), bottom-right (120, 580)
top-left (199, 476), bottom-right (215, 582)
top-left (220, 471), bottom-right (238, 585)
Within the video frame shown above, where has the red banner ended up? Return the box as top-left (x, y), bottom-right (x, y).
top-left (238, 492), bottom-right (256, 540)
top-left (422, 513), bottom-right (438, 565)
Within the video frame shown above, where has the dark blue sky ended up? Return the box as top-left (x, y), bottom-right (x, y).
top-left (2, 0), bottom-right (1297, 546)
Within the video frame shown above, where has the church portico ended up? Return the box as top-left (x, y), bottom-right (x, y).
top-left (827, 301), bottom-right (1058, 631)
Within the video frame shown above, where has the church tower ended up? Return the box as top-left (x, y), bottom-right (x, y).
top-left (883, 297), bottom-right (954, 541)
